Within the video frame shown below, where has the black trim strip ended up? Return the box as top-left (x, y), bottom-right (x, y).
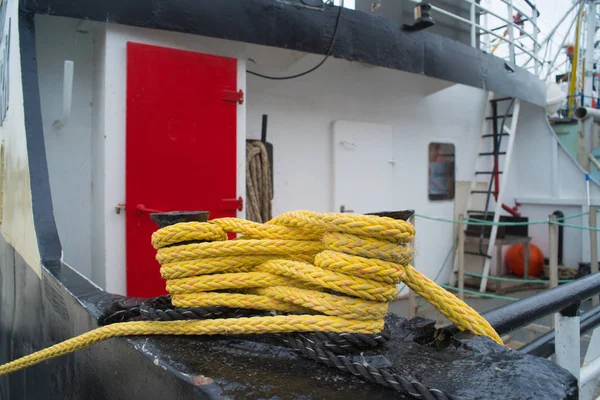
top-left (18, 7), bottom-right (62, 265)
top-left (23, 0), bottom-right (545, 107)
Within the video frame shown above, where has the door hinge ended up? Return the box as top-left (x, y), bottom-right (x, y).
top-left (222, 89), bottom-right (244, 105)
top-left (221, 196), bottom-right (244, 212)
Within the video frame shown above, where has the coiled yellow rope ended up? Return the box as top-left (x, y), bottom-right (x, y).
top-left (0, 211), bottom-right (501, 376)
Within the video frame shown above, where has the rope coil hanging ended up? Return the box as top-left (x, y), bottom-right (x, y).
top-left (246, 140), bottom-right (272, 223)
top-left (0, 210), bottom-right (501, 386)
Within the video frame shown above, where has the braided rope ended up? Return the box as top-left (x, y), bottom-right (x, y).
top-left (0, 210), bottom-right (501, 384)
top-left (280, 334), bottom-right (456, 400)
top-left (0, 317), bottom-right (383, 376)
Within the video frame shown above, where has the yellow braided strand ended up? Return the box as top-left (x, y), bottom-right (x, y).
top-left (151, 222), bottom-right (227, 249)
top-left (314, 250), bottom-right (405, 284)
top-left (211, 218), bottom-right (325, 240)
top-left (166, 272), bottom-right (311, 294)
top-left (156, 239), bottom-right (324, 264)
top-left (172, 292), bottom-right (311, 314)
top-left (323, 232), bottom-right (414, 264)
top-left (160, 254), bottom-right (316, 279)
top-left (0, 316), bottom-right (382, 376)
top-left (255, 260), bottom-right (398, 302)
top-left (255, 287), bottom-right (388, 320)
top-left (401, 265), bottom-right (502, 343)
top-left (269, 211), bottom-right (415, 242)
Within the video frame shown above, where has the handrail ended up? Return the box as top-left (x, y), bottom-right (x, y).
top-left (444, 272), bottom-right (600, 336)
top-left (406, 0), bottom-right (544, 71)
top-left (519, 303), bottom-right (600, 358)
top-left (474, 1), bottom-right (538, 45)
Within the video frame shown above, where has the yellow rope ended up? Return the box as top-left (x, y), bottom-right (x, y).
top-left (0, 210), bottom-right (501, 377)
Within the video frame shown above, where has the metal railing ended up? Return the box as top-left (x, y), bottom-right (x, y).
top-left (407, 0), bottom-right (544, 74)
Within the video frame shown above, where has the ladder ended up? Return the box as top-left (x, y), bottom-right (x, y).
top-left (451, 94), bottom-right (521, 292)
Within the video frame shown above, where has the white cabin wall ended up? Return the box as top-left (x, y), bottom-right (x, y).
top-left (0, 0), bottom-right (41, 274)
top-left (245, 64), bottom-right (486, 283)
top-left (506, 101), bottom-right (600, 268)
top-left (91, 26), bottom-right (106, 288)
top-left (405, 85), bottom-right (487, 283)
top-left (35, 15), bottom-right (95, 279)
top-left (101, 23), bottom-right (488, 290)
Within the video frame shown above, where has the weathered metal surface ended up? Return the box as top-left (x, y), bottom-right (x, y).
top-left (0, 230), bottom-right (579, 399)
top-left (150, 211), bottom-right (210, 229)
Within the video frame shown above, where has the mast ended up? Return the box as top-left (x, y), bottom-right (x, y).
top-left (584, 0), bottom-right (597, 107)
top-left (568, 6), bottom-right (584, 118)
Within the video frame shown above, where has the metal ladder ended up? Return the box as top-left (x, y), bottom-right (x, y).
top-left (451, 94), bottom-right (521, 292)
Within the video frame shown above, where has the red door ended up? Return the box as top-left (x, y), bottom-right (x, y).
top-left (126, 42), bottom-right (238, 297)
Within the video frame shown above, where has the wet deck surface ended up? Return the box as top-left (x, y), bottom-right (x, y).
top-left (390, 288), bottom-right (595, 354)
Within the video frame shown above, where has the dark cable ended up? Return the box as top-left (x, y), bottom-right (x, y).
top-left (247, 0), bottom-right (344, 80)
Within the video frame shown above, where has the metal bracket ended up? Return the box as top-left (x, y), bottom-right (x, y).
top-left (222, 89), bottom-right (244, 104)
top-left (221, 196), bottom-right (244, 212)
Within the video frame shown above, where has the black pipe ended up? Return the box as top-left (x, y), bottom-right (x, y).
top-left (553, 210), bottom-right (564, 265)
top-left (260, 114), bottom-right (274, 189)
top-left (261, 114), bottom-right (268, 144)
top-left (519, 303), bottom-right (600, 358)
top-left (445, 272), bottom-right (600, 336)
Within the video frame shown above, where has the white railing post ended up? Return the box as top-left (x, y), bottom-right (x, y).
top-left (581, 328), bottom-right (600, 400)
top-left (591, 205), bottom-right (599, 306)
top-left (506, 0), bottom-right (515, 64)
top-left (531, 4), bottom-right (540, 75)
top-left (483, 9), bottom-right (489, 52)
top-left (470, 0), bottom-right (476, 48)
top-left (584, 0), bottom-right (597, 107)
top-left (555, 309), bottom-right (581, 381)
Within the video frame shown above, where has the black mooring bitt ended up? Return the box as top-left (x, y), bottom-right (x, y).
top-left (150, 210), bottom-right (210, 228)
top-left (366, 210), bottom-right (415, 221)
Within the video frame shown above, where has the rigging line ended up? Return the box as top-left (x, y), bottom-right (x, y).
top-left (246, 0), bottom-right (344, 80)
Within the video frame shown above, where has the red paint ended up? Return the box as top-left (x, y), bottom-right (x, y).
top-left (126, 42), bottom-right (238, 297)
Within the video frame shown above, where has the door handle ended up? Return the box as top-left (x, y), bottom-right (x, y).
top-left (136, 204), bottom-right (163, 214)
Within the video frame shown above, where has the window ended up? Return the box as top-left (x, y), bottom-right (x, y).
top-left (428, 142), bottom-right (455, 200)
